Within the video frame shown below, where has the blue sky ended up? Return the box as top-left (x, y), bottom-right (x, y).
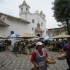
top-left (0, 0), bottom-right (60, 29)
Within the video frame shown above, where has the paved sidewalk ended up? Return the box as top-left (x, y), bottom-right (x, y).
top-left (0, 50), bottom-right (68, 70)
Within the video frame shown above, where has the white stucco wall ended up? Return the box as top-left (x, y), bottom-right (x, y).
top-left (0, 13), bottom-right (46, 37)
top-left (20, 12), bottom-right (46, 37)
top-left (0, 17), bottom-right (31, 36)
top-left (0, 1), bottom-right (46, 37)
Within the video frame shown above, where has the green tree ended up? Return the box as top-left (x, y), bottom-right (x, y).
top-left (52, 0), bottom-right (70, 35)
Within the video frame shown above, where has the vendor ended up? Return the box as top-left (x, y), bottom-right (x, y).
top-left (31, 42), bottom-right (48, 70)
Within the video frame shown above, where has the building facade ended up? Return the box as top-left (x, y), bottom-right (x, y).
top-left (47, 27), bottom-right (67, 36)
top-left (0, 0), bottom-right (46, 37)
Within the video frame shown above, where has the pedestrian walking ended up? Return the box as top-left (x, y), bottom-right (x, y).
top-left (63, 38), bottom-right (70, 70)
top-left (31, 42), bottom-right (48, 70)
top-left (13, 42), bottom-right (19, 57)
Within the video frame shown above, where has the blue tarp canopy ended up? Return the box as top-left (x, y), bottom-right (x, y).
top-left (44, 35), bottom-right (52, 40)
top-left (7, 34), bottom-right (19, 38)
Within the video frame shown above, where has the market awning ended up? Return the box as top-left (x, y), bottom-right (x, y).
top-left (0, 35), bottom-right (7, 38)
top-left (19, 33), bottom-right (38, 38)
top-left (53, 34), bottom-right (70, 39)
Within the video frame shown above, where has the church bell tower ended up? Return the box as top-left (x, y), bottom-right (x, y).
top-left (19, 0), bottom-right (30, 19)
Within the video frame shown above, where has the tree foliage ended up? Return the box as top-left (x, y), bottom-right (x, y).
top-left (52, 0), bottom-right (70, 34)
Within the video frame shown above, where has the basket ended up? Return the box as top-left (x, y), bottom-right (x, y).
top-left (47, 56), bottom-right (56, 64)
top-left (57, 51), bottom-right (67, 60)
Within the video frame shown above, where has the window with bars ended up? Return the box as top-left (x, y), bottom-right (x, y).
top-left (32, 19), bottom-right (35, 23)
top-left (26, 8), bottom-right (28, 11)
top-left (32, 28), bottom-right (34, 31)
top-left (41, 22), bottom-right (43, 26)
top-left (11, 31), bottom-right (14, 34)
top-left (21, 8), bottom-right (23, 10)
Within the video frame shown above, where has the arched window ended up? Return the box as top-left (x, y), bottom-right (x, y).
top-left (21, 8), bottom-right (23, 11)
top-left (26, 8), bottom-right (28, 11)
top-left (37, 34), bottom-right (40, 37)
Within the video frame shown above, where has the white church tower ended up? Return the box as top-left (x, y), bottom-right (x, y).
top-left (19, 0), bottom-right (30, 20)
top-left (19, 0), bottom-right (47, 37)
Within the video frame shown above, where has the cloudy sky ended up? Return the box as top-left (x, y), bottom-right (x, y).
top-left (0, 0), bottom-right (60, 29)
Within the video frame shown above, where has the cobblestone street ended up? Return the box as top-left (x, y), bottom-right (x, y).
top-left (0, 50), bottom-right (68, 70)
